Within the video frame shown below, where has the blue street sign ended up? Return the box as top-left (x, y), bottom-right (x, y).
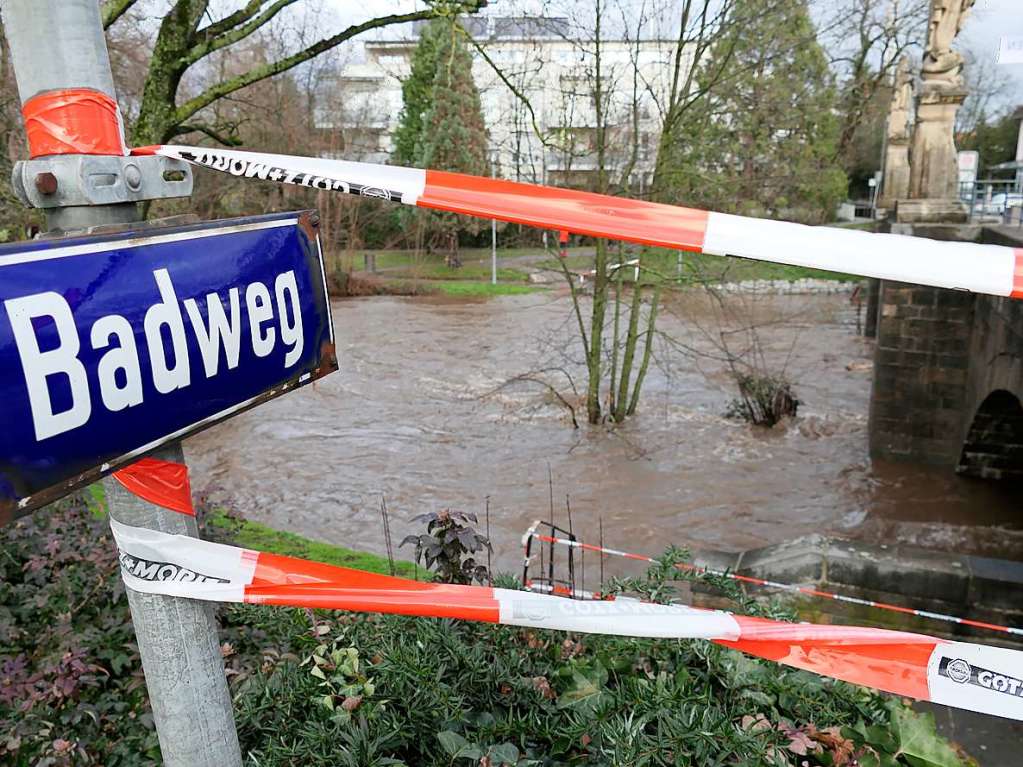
top-left (0, 211), bottom-right (337, 522)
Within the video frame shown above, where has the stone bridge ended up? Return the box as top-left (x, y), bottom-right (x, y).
top-left (868, 225), bottom-right (1023, 480)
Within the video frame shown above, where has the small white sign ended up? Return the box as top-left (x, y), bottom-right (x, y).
top-left (958, 151), bottom-right (979, 172)
top-left (998, 36), bottom-right (1023, 65)
top-left (958, 150), bottom-right (979, 188)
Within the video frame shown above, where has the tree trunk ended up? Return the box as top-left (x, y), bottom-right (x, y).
top-left (586, 238), bottom-right (608, 424)
top-left (130, 0), bottom-right (202, 145)
top-left (608, 255), bottom-right (624, 414)
top-left (627, 283), bottom-right (661, 416)
top-left (613, 276), bottom-right (644, 423)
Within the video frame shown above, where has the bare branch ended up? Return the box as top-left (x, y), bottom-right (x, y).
top-left (102, 0), bottom-right (141, 29)
top-left (170, 122), bottom-right (244, 146)
top-left (187, 0), bottom-right (299, 64)
top-left (174, 7), bottom-right (483, 131)
top-left (484, 372), bottom-right (579, 429)
top-left (465, 32), bottom-right (551, 149)
top-left (194, 1), bottom-right (267, 42)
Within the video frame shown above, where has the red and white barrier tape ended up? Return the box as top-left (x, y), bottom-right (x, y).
top-left (109, 518), bottom-right (1023, 722)
top-left (132, 144), bottom-right (1023, 300)
top-left (521, 526), bottom-right (1023, 638)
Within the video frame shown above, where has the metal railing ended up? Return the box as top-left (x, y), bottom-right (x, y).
top-left (961, 178), bottom-right (1023, 226)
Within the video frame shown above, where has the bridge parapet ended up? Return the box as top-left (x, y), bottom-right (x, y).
top-left (868, 225), bottom-right (1023, 478)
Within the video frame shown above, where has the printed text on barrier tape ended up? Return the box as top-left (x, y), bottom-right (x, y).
top-left (112, 458), bottom-right (194, 516)
top-left (109, 518), bottom-right (1023, 722)
top-left (23, 88), bottom-right (127, 158)
top-left (133, 145), bottom-right (1023, 301)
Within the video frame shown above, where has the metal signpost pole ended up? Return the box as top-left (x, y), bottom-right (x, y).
top-left (1, 2), bottom-right (242, 764)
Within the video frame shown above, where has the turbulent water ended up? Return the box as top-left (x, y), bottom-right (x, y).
top-left (185, 290), bottom-right (1023, 576)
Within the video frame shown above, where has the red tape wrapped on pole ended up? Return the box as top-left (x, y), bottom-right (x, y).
top-left (112, 458), bottom-right (194, 516)
top-left (23, 88), bottom-right (126, 158)
top-left (109, 518), bottom-right (1023, 723)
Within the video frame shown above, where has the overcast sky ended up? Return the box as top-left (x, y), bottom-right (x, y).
top-left (960, 0), bottom-right (1023, 108)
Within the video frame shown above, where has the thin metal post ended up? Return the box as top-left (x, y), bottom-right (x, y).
top-left (1, 2), bottom-right (242, 765)
top-left (492, 218), bottom-right (497, 285)
top-left (491, 156), bottom-right (497, 284)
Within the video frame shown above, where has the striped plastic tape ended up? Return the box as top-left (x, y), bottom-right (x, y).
top-left (110, 519), bottom-right (1023, 722)
top-left (522, 526), bottom-right (1023, 638)
top-left (132, 144), bottom-right (1023, 300)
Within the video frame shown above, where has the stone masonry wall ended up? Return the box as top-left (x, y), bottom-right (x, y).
top-left (868, 283), bottom-right (975, 464)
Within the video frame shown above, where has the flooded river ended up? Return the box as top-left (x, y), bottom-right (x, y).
top-left (186, 290), bottom-right (1023, 574)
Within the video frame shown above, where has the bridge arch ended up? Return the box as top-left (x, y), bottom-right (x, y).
top-left (957, 389), bottom-right (1023, 481)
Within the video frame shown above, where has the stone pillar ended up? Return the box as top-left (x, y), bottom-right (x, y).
top-left (880, 139), bottom-right (911, 210)
top-left (878, 57), bottom-right (912, 210)
top-left (894, 0), bottom-right (974, 224)
top-left (908, 87), bottom-right (968, 196)
top-left (897, 86), bottom-right (970, 223)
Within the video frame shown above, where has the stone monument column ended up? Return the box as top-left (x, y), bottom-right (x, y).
top-left (878, 57), bottom-right (913, 210)
top-left (897, 0), bottom-right (976, 223)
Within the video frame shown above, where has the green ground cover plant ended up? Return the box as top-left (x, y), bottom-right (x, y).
top-left (1, 495), bottom-right (973, 766)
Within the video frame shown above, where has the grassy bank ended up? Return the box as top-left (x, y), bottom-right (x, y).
top-left (536, 249), bottom-right (860, 285)
top-left (85, 482), bottom-right (415, 577)
top-left (337, 274), bottom-right (541, 298)
top-left (350, 246), bottom-right (542, 272)
top-left (431, 280), bottom-right (538, 296)
top-left (205, 510), bottom-right (418, 578)
top-left (332, 242), bottom-right (862, 301)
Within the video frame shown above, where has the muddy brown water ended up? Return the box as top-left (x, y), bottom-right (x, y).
top-left (186, 291), bottom-right (1023, 577)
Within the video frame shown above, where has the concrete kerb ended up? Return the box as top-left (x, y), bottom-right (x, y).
top-left (690, 535), bottom-right (1023, 647)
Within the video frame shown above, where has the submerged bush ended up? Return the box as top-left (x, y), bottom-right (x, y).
top-left (726, 372), bottom-right (800, 427)
top-left (1, 499), bottom-right (972, 766)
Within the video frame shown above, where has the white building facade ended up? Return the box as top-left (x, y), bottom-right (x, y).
top-left (324, 16), bottom-right (685, 190)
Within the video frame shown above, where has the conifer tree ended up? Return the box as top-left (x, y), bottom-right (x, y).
top-left (395, 17), bottom-right (489, 252)
top-left (391, 18), bottom-right (446, 167)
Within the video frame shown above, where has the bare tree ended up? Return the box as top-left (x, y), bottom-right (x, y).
top-left (644, 0), bottom-right (740, 202)
top-left (0, 29), bottom-right (38, 239)
top-left (956, 43), bottom-right (1015, 134)
top-left (493, 0), bottom-right (666, 424)
top-left (645, 0), bottom-right (849, 209)
top-left (102, 0), bottom-right (485, 146)
top-left (819, 0), bottom-right (929, 162)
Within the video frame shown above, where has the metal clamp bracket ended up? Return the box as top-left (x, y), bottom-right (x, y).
top-left (11, 153), bottom-right (193, 209)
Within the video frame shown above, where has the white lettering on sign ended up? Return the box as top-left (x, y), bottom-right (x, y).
top-left (3, 268), bottom-right (305, 441)
top-left (4, 292), bottom-right (93, 440)
top-left (91, 314), bottom-right (144, 412)
top-left (145, 269), bottom-right (191, 394)
top-left (184, 287), bottom-right (242, 378)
